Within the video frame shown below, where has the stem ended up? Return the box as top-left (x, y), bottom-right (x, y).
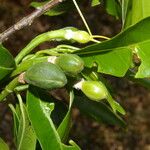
top-left (92, 35), bottom-right (110, 40)
top-left (9, 104), bottom-right (20, 122)
top-left (14, 85), bottom-right (29, 92)
top-left (107, 94), bottom-right (116, 113)
top-left (90, 39), bottom-right (101, 43)
top-left (16, 93), bottom-right (25, 150)
top-left (15, 29), bottom-right (66, 64)
top-left (35, 45), bottom-right (80, 56)
top-left (9, 104), bottom-right (20, 140)
top-left (0, 77), bottom-right (20, 101)
top-left (57, 45), bottom-right (80, 50)
top-left (0, 0), bottom-right (65, 43)
top-left (52, 48), bottom-right (77, 53)
top-left (72, 0), bottom-right (92, 36)
top-left (35, 49), bottom-right (60, 57)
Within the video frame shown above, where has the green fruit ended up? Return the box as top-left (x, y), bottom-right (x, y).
top-left (73, 31), bottom-right (91, 44)
top-left (11, 56), bottom-right (49, 77)
top-left (55, 54), bottom-right (84, 76)
top-left (81, 81), bottom-right (108, 101)
top-left (25, 62), bottom-right (67, 89)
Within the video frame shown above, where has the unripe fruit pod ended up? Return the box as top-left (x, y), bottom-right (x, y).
top-left (11, 56), bottom-right (50, 77)
top-left (24, 62), bottom-right (67, 89)
top-left (81, 81), bottom-right (108, 101)
top-left (73, 31), bottom-right (91, 44)
top-left (55, 54), bottom-right (84, 76)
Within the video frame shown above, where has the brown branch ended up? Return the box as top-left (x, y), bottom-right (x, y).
top-left (0, 0), bottom-right (65, 43)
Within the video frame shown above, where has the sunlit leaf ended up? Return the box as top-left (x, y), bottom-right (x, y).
top-left (27, 86), bottom-right (81, 150)
top-left (135, 40), bottom-right (150, 78)
top-left (0, 138), bottom-right (9, 150)
top-left (91, 0), bottom-right (101, 6)
top-left (123, 0), bottom-right (150, 29)
top-left (27, 87), bottom-right (62, 150)
top-left (76, 17), bottom-right (150, 77)
top-left (82, 47), bottom-right (132, 77)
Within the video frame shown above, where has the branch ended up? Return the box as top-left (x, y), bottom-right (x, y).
top-left (0, 0), bottom-right (65, 43)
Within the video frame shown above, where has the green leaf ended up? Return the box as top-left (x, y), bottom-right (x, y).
top-left (62, 140), bottom-right (81, 150)
top-left (91, 0), bottom-right (101, 7)
top-left (74, 95), bottom-right (126, 127)
top-left (31, 1), bottom-right (76, 16)
top-left (9, 104), bottom-right (20, 144)
top-left (27, 87), bottom-right (81, 150)
top-left (113, 100), bottom-right (126, 115)
top-left (132, 0), bottom-right (150, 23)
top-left (27, 87), bottom-right (62, 150)
top-left (37, 90), bottom-right (68, 128)
top-left (82, 47), bottom-right (132, 77)
top-left (0, 44), bottom-right (15, 80)
top-left (78, 17), bottom-right (150, 54)
top-left (135, 40), bottom-right (150, 78)
top-left (51, 101), bottom-right (68, 128)
top-left (0, 138), bottom-right (9, 150)
top-left (121, 0), bottom-right (131, 28)
top-left (105, 0), bottom-right (120, 17)
top-left (76, 17), bottom-right (150, 77)
top-left (106, 93), bottom-right (126, 115)
top-left (16, 94), bottom-right (36, 150)
top-left (123, 0), bottom-right (150, 29)
top-left (57, 91), bottom-right (73, 142)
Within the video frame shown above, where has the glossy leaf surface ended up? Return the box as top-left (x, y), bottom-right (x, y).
top-left (82, 47), bottom-right (132, 77)
top-left (76, 17), bottom-right (150, 77)
top-left (121, 0), bottom-right (131, 28)
top-left (135, 40), bottom-right (150, 78)
top-left (78, 17), bottom-right (150, 54)
top-left (27, 87), bottom-right (81, 150)
top-left (0, 45), bottom-right (15, 80)
top-left (27, 87), bottom-right (62, 150)
top-left (123, 0), bottom-right (150, 28)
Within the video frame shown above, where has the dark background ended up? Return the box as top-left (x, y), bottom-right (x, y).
top-left (1, 0), bottom-right (150, 150)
